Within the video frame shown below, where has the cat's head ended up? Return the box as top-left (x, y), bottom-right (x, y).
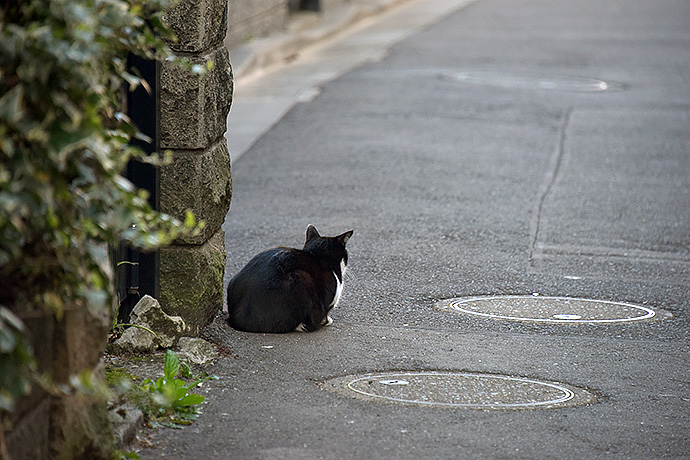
top-left (303, 225), bottom-right (353, 270)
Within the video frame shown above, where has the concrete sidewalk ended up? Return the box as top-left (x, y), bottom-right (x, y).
top-left (140, 0), bottom-right (690, 458)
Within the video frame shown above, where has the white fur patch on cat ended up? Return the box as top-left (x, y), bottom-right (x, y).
top-left (330, 261), bottom-right (347, 309)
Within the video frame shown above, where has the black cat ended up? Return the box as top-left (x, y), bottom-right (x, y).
top-left (226, 225), bottom-right (353, 333)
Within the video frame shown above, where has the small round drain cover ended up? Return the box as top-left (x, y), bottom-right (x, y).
top-left (445, 71), bottom-right (615, 92)
top-left (439, 296), bottom-right (661, 324)
top-left (322, 372), bottom-right (595, 410)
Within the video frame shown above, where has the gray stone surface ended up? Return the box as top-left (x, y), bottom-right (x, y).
top-left (160, 45), bottom-right (233, 150)
top-left (109, 295), bottom-right (187, 353)
top-left (159, 229), bottom-right (226, 335)
top-left (165, 0), bottom-right (228, 53)
top-left (5, 398), bottom-right (50, 460)
top-left (176, 337), bottom-right (220, 365)
top-left (9, 298), bottom-right (112, 459)
top-left (160, 140), bottom-right (232, 245)
top-left (110, 323), bottom-right (156, 354)
top-left (108, 405), bottom-right (144, 448)
top-left (158, 0), bottom-right (232, 340)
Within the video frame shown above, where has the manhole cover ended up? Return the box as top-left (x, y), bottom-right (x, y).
top-left (444, 71), bottom-right (617, 92)
top-left (437, 296), bottom-right (665, 324)
top-left (322, 372), bottom-right (595, 410)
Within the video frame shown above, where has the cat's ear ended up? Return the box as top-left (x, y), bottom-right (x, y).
top-left (337, 230), bottom-right (353, 246)
top-left (306, 225), bottom-right (320, 243)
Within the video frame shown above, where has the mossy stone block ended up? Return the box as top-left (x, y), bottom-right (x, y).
top-left (159, 229), bottom-right (225, 335)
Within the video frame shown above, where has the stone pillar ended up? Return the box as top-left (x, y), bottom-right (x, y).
top-left (159, 0), bottom-right (233, 334)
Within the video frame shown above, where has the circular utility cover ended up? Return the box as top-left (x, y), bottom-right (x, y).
top-left (439, 296), bottom-right (663, 324)
top-left (444, 71), bottom-right (617, 92)
top-left (322, 371), bottom-right (596, 410)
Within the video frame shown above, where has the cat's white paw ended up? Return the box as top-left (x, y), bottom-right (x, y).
top-left (323, 315), bottom-right (334, 327)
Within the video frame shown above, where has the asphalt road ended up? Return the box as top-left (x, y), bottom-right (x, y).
top-left (140, 0), bottom-right (690, 458)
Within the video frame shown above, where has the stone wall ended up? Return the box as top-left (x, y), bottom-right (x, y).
top-left (6, 306), bottom-right (113, 459)
top-left (161, 0), bottom-right (234, 334)
top-left (226, 0), bottom-right (351, 48)
top-left (227, 0), bottom-right (289, 47)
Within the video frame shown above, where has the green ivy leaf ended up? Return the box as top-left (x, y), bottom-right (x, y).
top-left (0, 85), bottom-right (25, 124)
top-left (176, 393), bottom-right (205, 408)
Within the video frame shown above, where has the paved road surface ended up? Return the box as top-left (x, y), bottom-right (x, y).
top-left (140, 0), bottom-right (690, 458)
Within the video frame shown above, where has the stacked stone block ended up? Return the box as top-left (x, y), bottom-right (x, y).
top-left (160, 0), bottom-right (233, 334)
top-left (7, 305), bottom-right (113, 459)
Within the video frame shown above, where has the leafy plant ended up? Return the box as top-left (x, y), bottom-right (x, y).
top-left (0, 308), bottom-right (35, 412)
top-left (112, 450), bottom-right (140, 460)
top-left (0, 0), bottom-right (202, 317)
top-left (136, 350), bottom-right (215, 428)
top-left (0, 0), bottom-right (204, 413)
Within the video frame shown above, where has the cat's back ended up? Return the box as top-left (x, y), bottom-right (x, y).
top-left (233, 247), bottom-right (313, 282)
top-left (226, 246), bottom-right (322, 333)
top-left (227, 247), bottom-right (323, 300)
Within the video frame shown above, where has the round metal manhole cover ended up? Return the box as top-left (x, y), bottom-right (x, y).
top-left (437, 296), bottom-right (666, 324)
top-left (443, 70), bottom-right (619, 92)
top-left (322, 372), bottom-right (595, 410)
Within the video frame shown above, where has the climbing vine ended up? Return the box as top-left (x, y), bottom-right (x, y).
top-left (0, 0), bottom-right (200, 412)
